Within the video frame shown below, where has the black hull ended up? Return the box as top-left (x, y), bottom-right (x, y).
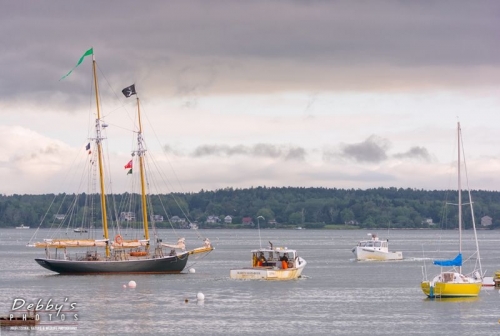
top-left (35, 253), bottom-right (189, 274)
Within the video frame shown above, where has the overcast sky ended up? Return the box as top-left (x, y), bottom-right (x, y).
top-left (1, 0), bottom-right (500, 195)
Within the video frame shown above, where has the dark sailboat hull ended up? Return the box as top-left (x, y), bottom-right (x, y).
top-left (35, 253), bottom-right (189, 274)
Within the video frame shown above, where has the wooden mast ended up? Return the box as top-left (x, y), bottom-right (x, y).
top-left (92, 53), bottom-right (110, 257)
top-left (136, 95), bottom-right (150, 246)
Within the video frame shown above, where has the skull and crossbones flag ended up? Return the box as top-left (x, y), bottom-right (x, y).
top-left (121, 84), bottom-right (136, 98)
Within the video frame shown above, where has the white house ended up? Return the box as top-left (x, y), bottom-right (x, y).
top-left (206, 215), bottom-right (220, 224)
top-left (481, 216), bottom-right (492, 227)
top-left (151, 215), bottom-right (164, 222)
top-left (224, 215), bottom-right (232, 224)
top-left (422, 218), bottom-right (434, 226)
top-left (171, 216), bottom-right (186, 224)
top-left (120, 212), bottom-right (135, 221)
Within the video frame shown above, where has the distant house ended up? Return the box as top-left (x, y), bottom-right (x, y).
top-left (151, 215), bottom-right (164, 222)
top-left (206, 215), bottom-right (220, 224)
top-left (422, 218), bottom-right (434, 226)
top-left (224, 215), bottom-right (232, 224)
top-left (268, 219), bottom-right (277, 226)
top-left (345, 220), bottom-right (359, 225)
top-left (481, 216), bottom-right (492, 227)
top-left (54, 214), bottom-right (65, 220)
top-left (189, 222), bottom-right (199, 229)
top-left (120, 212), bottom-right (135, 221)
top-left (170, 216), bottom-right (186, 224)
top-left (242, 217), bottom-right (253, 225)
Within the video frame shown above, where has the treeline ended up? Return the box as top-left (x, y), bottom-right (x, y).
top-left (1, 187), bottom-right (500, 229)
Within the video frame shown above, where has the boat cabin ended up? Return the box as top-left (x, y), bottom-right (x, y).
top-left (251, 247), bottom-right (297, 269)
top-left (357, 240), bottom-right (388, 249)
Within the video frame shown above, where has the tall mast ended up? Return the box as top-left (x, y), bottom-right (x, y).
top-left (92, 55), bottom-right (110, 257)
top-left (457, 122), bottom-right (462, 274)
top-left (135, 95), bottom-right (150, 244)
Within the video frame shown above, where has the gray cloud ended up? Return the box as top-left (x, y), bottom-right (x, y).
top-left (1, 1), bottom-right (500, 108)
top-left (176, 63), bottom-right (220, 109)
top-left (163, 144), bottom-right (184, 156)
top-left (393, 146), bottom-right (431, 161)
top-left (338, 135), bottom-right (390, 163)
top-left (10, 144), bottom-right (63, 164)
top-left (191, 143), bottom-right (306, 161)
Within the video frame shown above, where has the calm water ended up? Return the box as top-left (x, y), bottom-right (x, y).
top-left (1, 228), bottom-right (500, 335)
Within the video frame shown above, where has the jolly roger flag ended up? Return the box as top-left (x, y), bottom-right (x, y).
top-left (122, 84), bottom-right (136, 98)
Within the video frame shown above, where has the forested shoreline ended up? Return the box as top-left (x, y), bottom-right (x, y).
top-left (1, 187), bottom-right (500, 229)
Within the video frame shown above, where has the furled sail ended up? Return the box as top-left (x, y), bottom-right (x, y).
top-left (31, 239), bottom-right (149, 249)
top-left (161, 238), bottom-right (186, 251)
top-left (433, 253), bottom-right (462, 267)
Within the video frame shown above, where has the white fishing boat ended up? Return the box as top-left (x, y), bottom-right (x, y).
top-left (352, 233), bottom-right (403, 261)
top-left (420, 122), bottom-right (483, 298)
top-left (230, 242), bottom-right (306, 280)
top-left (73, 228), bottom-right (88, 233)
top-left (15, 224), bottom-right (30, 229)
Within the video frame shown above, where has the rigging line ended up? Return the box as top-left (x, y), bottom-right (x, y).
top-left (142, 104), bottom-right (189, 194)
top-left (31, 138), bottom-right (94, 241)
top-left (184, 249), bottom-right (213, 270)
top-left (99, 127), bottom-right (115, 236)
top-left (145, 146), bottom-right (204, 241)
top-left (29, 195), bottom-right (58, 244)
top-left (94, 62), bottom-right (137, 126)
top-left (125, 91), bottom-right (206, 243)
top-left (143, 161), bottom-right (180, 238)
top-left (87, 60), bottom-right (95, 141)
top-left (460, 128), bottom-right (483, 276)
top-left (142, 165), bottom-right (161, 239)
top-left (152, 162), bottom-right (205, 240)
top-left (146, 193), bottom-right (159, 241)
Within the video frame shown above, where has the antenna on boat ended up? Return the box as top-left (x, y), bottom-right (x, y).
top-left (257, 216), bottom-right (265, 249)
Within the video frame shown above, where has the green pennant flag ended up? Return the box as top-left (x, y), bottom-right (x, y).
top-left (60, 48), bottom-right (93, 80)
top-left (127, 168), bottom-right (132, 175)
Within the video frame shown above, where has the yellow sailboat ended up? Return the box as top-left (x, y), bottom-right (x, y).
top-left (420, 122), bottom-right (482, 298)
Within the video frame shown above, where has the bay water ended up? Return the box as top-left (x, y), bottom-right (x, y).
top-left (1, 228), bottom-right (499, 335)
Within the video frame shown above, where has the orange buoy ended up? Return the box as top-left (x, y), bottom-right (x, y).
top-left (115, 235), bottom-right (123, 244)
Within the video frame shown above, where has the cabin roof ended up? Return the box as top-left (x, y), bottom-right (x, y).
top-left (251, 247), bottom-right (296, 253)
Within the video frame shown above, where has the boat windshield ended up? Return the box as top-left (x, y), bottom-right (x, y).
top-left (358, 240), bottom-right (385, 247)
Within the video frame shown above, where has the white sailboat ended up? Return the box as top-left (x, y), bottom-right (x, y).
top-left (28, 48), bottom-right (213, 274)
top-left (420, 122), bottom-right (483, 298)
